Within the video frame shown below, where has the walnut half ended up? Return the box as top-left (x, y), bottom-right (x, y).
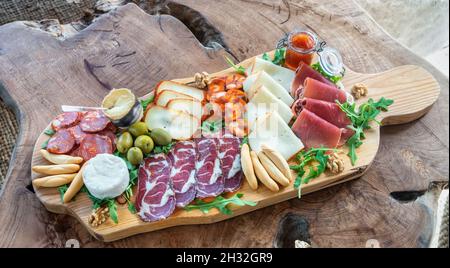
top-left (88, 206), bottom-right (110, 228)
top-left (327, 152), bottom-right (345, 174)
top-left (351, 83), bottom-right (368, 99)
top-left (194, 72), bottom-right (210, 89)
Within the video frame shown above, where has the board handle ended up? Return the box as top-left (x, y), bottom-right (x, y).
top-left (344, 65), bottom-right (441, 126)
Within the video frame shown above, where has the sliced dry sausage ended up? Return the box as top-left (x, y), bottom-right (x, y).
top-left (46, 129), bottom-right (75, 154)
top-left (98, 130), bottom-right (117, 151)
top-left (68, 125), bottom-right (87, 144)
top-left (79, 111), bottom-right (110, 133)
top-left (79, 134), bottom-right (113, 161)
top-left (51, 112), bottom-right (81, 131)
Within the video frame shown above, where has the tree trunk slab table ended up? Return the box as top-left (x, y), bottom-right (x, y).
top-left (0, 1), bottom-right (448, 248)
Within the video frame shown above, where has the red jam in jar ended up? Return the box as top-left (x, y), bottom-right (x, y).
top-left (285, 30), bottom-right (318, 70)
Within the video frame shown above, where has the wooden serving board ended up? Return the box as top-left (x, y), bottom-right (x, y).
top-left (31, 52), bottom-right (440, 242)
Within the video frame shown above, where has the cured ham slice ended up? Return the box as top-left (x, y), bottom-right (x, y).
top-left (293, 98), bottom-right (352, 128)
top-left (195, 138), bottom-right (224, 198)
top-left (302, 78), bottom-right (347, 104)
top-left (136, 154), bottom-right (176, 222)
top-left (291, 62), bottom-right (335, 97)
top-left (292, 109), bottom-right (342, 148)
top-left (218, 134), bottom-right (243, 192)
top-left (168, 141), bottom-right (197, 207)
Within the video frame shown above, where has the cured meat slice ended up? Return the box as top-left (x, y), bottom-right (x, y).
top-left (291, 62), bottom-right (335, 97)
top-left (79, 111), bottom-right (110, 133)
top-left (68, 125), bottom-right (87, 144)
top-left (168, 141), bottom-right (197, 207)
top-left (339, 128), bottom-right (355, 147)
top-left (295, 98), bottom-right (352, 128)
top-left (136, 154), bottom-right (176, 222)
top-left (78, 134), bottom-right (113, 161)
top-left (46, 129), bottom-right (75, 154)
top-left (195, 138), bottom-right (224, 198)
top-left (98, 130), bottom-right (117, 152)
top-left (218, 134), bottom-right (243, 192)
top-left (51, 112), bottom-right (81, 131)
top-left (292, 109), bottom-right (342, 148)
top-left (302, 78), bottom-right (347, 104)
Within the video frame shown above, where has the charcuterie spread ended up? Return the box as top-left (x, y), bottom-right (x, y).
top-left (29, 29), bottom-right (440, 241)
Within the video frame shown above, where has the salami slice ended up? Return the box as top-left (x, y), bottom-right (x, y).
top-left (51, 112), bottom-right (81, 131)
top-left (98, 130), bottom-right (117, 151)
top-left (68, 125), bottom-right (87, 144)
top-left (46, 129), bottom-right (75, 154)
top-left (79, 111), bottom-right (110, 133)
top-left (79, 134), bottom-right (113, 161)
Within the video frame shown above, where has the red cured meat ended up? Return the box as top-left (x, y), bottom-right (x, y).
top-left (136, 154), bottom-right (176, 222)
top-left (79, 111), bottom-right (110, 133)
top-left (218, 134), bottom-right (243, 192)
top-left (78, 134), bottom-right (113, 161)
top-left (98, 130), bottom-right (117, 152)
top-left (291, 62), bottom-right (335, 97)
top-left (303, 78), bottom-right (347, 104)
top-left (195, 138), bottom-right (224, 198)
top-left (300, 98), bottom-right (352, 128)
top-left (339, 128), bottom-right (355, 147)
top-left (292, 109), bottom-right (342, 149)
top-left (46, 129), bottom-right (75, 154)
top-left (68, 125), bottom-right (87, 144)
top-left (168, 141), bottom-right (197, 207)
top-left (51, 112), bottom-right (81, 131)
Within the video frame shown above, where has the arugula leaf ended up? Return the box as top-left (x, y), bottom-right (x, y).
top-left (140, 96), bottom-right (154, 111)
top-left (262, 48), bottom-right (286, 66)
top-left (107, 199), bottom-right (119, 224)
top-left (336, 97), bottom-right (394, 165)
top-left (58, 184), bottom-right (69, 202)
top-left (240, 136), bottom-right (249, 148)
top-left (184, 193), bottom-right (257, 215)
top-left (44, 129), bottom-right (55, 136)
top-left (290, 148), bottom-right (334, 198)
top-left (153, 142), bottom-right (175, 154)
top-left (311, 62), bottom-right (343, 84)
top-left (201, 120), bottom-right (224, 135)
top-left (224, 56), bottom-right (246, 75)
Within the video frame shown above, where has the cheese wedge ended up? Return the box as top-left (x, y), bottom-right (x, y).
top-left (249, 85), bottom-right (293, 124)
top-left (245, 102), bottom-right (274, 131)
top-left (167, 98), bottom-right (203, 119)
top-left (251, 57), bottom-right (295, 92)
top-left (156, 90), bottom-right (194, 106)
top-left (248, 111), bottom-right (304, 160)
top-left (244, 71), bottom-right (294, 106)
top-left (155, 81), bottom-right (205, 101)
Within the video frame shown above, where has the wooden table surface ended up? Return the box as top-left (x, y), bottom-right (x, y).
top-left (0, 1), bottom-right (448, 248)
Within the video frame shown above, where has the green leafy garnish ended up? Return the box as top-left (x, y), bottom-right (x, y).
top-left (201, 120), bottom-right (224, 134)
top-left (113, 150), bottom-right (139, 214)
top-left (153, 142), bottom-right (175, 155)
top-left (337, 97), bottom-right (394, 165)
top-left (58, 185), bottom-right (69, 202)
top-left (240, 136), bottom-right (249, 147)
top-left (225, 56), bottom-right (246, 75)
top-left (44, 129), bottom-right (55, 136)
top-left (185, 193), bottom-right (257, 215)
top-left (311, 62), bottom-right (343, 84)
top-left (41, 139), bottom-right (49, 149)
top-left (81, 186), bottom-right (119, 224)
top-left (140, 96), bottom-right (154, 111)
top-left (262, 48), bottom-right (286, 66)
top-left (290, 148), bottom-right (334, 198)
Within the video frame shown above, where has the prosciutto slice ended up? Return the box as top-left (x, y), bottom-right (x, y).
top-left (291, 62), bottom-right (336, 97)
top-left (136, 154), bottom-right (176, 222)
top-left (168, 141), bottom-right (197, 207)
top-left (302, 78), bottom-right (347, 104)
top-left (294, 98), bottom-right (352, 128)
top-left (292, 109), bottom-right (342, 148)
top-left (218, 134), bottom-right (243, 192)
top-left (195, 138), bottom-right (224, 198)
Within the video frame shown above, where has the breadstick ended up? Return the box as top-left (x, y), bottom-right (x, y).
top-left (32, 174), bottom-right (77, 188)
top-left (40, 149), bottom-right (83, 164)
top-left (258, 152), bottom-right (290, 187)
top-left (63, 162), bottom-right (88, 203)
top-left (261, 144), bottom-right (292, 181)
top-left (32, 164), bottom-right (80, 175)
top-left (250, 151), bottom-right (279, 192)
top-left (240, 144), bottom-right (258, 190)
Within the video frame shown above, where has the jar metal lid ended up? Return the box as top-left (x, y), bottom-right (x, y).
top-left (318, 47), bottom-right (343, 76)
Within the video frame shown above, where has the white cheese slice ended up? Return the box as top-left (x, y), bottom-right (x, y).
top-left (83, 154), bottom-right (130, 199)
top-left (249, 85), bottom-right (293, 124)
top-left (251, 57), bottom-right (295, 92)
top-left (245, 102), bottom-right (274, 131)
top-left (249, 112), bottom-right (304, 160)
top-left (244, 71), bottom-right (294, 106)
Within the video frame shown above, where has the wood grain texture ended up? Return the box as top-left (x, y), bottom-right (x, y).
top-left (0, 1), bottom-right (448, 247)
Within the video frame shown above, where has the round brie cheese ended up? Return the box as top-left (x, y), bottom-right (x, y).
top-left (83, 154), bottom-right (130, 199)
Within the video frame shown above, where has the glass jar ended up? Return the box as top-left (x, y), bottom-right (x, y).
top-left (285, 30), bottom-right (318, 70)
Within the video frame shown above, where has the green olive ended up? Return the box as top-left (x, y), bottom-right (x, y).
top-left (150, 128), bottom-right (172, 146)
top-left (127, 147), bottom-right (143, 165)
top-left (134, 135), bottom-right (154, 154)
top-left (128, 122), bottom-right (149, 137)
top-left (116, 132), bottom-right (133, 154)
